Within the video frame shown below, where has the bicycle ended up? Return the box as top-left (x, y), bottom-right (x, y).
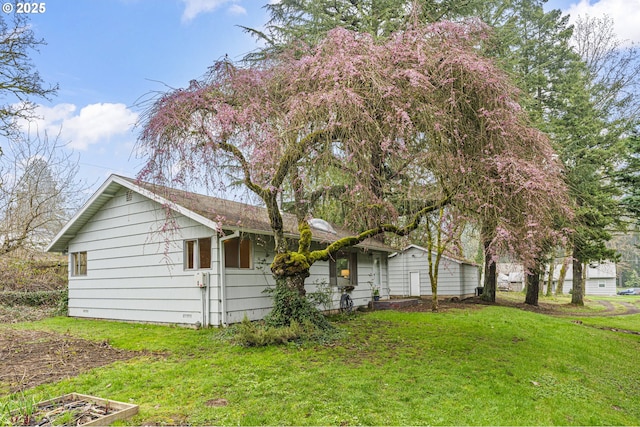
top-left (339, 285), bottom-right (354, 313)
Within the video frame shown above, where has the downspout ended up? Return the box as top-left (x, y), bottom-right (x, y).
top-left (204, 270), bottom-right (210, 327)
top-left (403, 251), bottom-right (408, 297)
top-left (201, 281), bottom-right (207, 328)
top-left (218, 231), bottom-right (239, 327)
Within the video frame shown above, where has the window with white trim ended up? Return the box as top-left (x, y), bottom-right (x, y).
top-left (224, 237), bottom-right (252, 269)
top-left (71, 251), bottom-right (87, 276)
top-left (184, 238), bottom-right (212, 270)
top-left (329, 251), bottom-right (358, 287)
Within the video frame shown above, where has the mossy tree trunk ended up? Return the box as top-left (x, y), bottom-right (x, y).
top-left (546, 258), bottom-right (554, 297)
top-left (429, 267), bottom-right (439, 312)
top-left (571, 256), bottom-right (584, 306)
top-left (555, 246), bottom-right (571, 295)
top-left (267, 201), bottom-right (449, 324)
top-left (525, 263), bottom-right (541, 306)
top-left (481, 237), bottom-right (497, 302)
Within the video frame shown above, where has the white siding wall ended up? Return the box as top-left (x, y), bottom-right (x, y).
top-left (555, 262), bottom-right (616, 296)
top-left (585, 278), bottom-right (617, 296)
top-left (224, 238), bottom-right (276, 323)
top-left (388, 252), bottom-right (407, 296)
top-left (67, 188), bottom-right (220, 326)
top-left (224, 245), bottom-right (390, 323)
top-left (388, 247), bottom-right (478, 298)
top-left (69, 191), bottom-right (391, 326)
top-left (461, 263), bottom-right (481, 296)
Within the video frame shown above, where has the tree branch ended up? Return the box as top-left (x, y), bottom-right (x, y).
top-left (308, 195), bottom-right (451, 263)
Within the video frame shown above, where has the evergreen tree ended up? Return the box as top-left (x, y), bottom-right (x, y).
top-left (475, 0), bottom-right (629, 305)
top-left (244, 0), bottom-right (482, 60)
top-left (618, 131), bottom-right (640, 226)
top-left (469, 0), bottom-right (578, 303)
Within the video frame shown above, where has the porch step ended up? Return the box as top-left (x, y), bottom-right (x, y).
top-left (372, 298), bottom-right (420, 310)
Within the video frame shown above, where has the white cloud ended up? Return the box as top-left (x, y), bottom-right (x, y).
top-left (181, 0), bottom-right (245, 22)
top-left (565, 0), bottom-right (640, 45)
top-left (228, 4), bottom-right (247, 15)
top-left (23, 103), bottom-right (138, 151)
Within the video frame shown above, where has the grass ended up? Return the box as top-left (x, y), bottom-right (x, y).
top-left (498, 291), bottom-right (640, 315)
top-left (3, 305), bottom-right (640, 426)
top-left (577, 313), bottom-right (640, 333)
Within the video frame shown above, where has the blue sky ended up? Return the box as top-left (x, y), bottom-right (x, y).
top-left (6, 0), bottom-right (640, 193)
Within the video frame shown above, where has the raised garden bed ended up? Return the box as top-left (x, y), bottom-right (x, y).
top-left (10, 393), bottom-right (138, 426)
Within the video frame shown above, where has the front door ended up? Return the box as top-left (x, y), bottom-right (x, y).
top-left (410, 271), bottom-right (421, 296)
top-left (373, 256), bottom-right (382, 288)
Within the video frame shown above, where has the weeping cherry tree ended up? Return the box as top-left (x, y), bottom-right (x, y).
top-left (137, 21), bottom-right (569, 326)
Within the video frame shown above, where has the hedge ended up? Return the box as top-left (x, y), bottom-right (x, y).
top-left (0, 290), bottom-right (67, 307)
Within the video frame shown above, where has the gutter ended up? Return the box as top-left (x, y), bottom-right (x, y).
top-left (218, 231), bottom-right (239, 327)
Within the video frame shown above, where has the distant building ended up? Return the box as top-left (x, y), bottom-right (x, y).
top-left (388, 245), bottom-right (479, 299)
top-left (550, 261), bottom-right (617, 296)
top-left (497, 260), bottom-right (617, 296)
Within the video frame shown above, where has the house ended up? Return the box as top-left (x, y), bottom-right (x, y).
top-left (497, 262), bottom-right (525, 292)
top-left (497, 259), bottom-right (617, 296)
top-left (550, 261), bottom-right (617, 296)
top-left (46, 175), bottom-right (393, 327)
top-left (388, 245), bottom-right (480, 298)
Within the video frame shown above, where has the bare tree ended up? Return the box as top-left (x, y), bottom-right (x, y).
top-left (0, 12), bottom-right (57, 138)
top-left (572, 15), bottom-right (640, 125)
top-left (0, 130), bottom-right (86, 255)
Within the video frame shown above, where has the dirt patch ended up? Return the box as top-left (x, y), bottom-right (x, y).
top-left (390, 297), bottom-right (485, 313)
top-left (0, 329), bottom-right (143, 395)
top-left (0, 304), bottom-right (59, 324)
top-left (205, 398), bottom-right (229, 407)
top-left (618, 301), bottom-right (640, 315)
top-left (391, 296), bottom-right (562, 314)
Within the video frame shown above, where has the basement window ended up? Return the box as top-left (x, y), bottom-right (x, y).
top-left (71, 252), bottom-right (87, 276)
top-left (184, 238), bottom-right (212, 270)
top-left (224, 237), bottom-right (252, 269)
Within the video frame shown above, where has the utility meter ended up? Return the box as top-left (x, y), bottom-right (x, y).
top-left (194, 272), bottom-right (207, 288)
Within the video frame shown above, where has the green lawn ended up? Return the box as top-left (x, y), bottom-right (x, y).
top-left (3, 305), bottom-right (640, 426)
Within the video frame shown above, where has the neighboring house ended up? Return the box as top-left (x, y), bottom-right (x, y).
top-left (498, 260), bottom-right (617, 296)
top-left (550, 261), bottom-right (617, 296)
top-left (388, 245), bottom-right (479, 298)
top-left (497, 262), bottom-right (525, 292)
top-left (47, 175), bottom-right (393, 327)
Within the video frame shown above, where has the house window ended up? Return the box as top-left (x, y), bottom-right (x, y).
top-left (184, 238), bottom-right (212, 270)
top-left (599, 283), bottom-right (605, 288)
top-left (330, 252), bottom-right (358, 287)
top-left (224, 237), bottom-right (252, 268)
top-left (71, 252), bottom-right (87, 276)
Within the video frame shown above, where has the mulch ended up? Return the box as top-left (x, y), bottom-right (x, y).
top-left (392, 295), bottom-right (560, 314)
top-left (0, 329), bottom-right (143, 394)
